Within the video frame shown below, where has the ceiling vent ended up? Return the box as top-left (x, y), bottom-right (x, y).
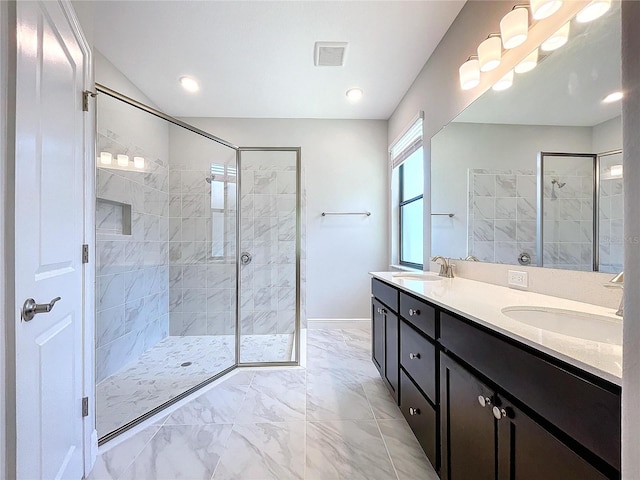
top-left (314, 42), bottom-right (348, 67)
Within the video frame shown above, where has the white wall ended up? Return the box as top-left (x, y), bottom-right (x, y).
top-left (1, 2), bottom-right (8, 475)
top-left (180, 118), bottom-right (388, 319)
top-left (592, 115), bottom-right (623, 154)
top-left (621, 3), bottom-right (640, 478)
top-left (431, 122), bottom-right (592, 258)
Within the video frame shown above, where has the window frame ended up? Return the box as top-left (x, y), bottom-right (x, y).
top-left (398, 158), bottom-right (424, 269)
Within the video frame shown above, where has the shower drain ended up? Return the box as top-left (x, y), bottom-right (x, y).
top-left (180, 361), bottom-right (192, 367)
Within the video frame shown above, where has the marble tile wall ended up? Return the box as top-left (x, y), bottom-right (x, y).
top-left (167, 165), bottom-right (237, 336)
top-left (239, 154), bottom-right (298, 337)
top-left (599, 166), bottom-right (624, 274)
top-left (96, 131), bottom-right (170, 383)
top-left (468, 169), bottom-right (594, 270)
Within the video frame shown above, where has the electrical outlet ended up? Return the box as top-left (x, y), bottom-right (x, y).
top-left (508, 270), bottom-right (528, 288)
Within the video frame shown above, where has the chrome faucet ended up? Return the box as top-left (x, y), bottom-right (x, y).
top-left (432, 256), bottom-right (454, 278)
top-left (464, 255), bottom-right (479, 261)
top-left (609, 271), bottom-right (624, 317)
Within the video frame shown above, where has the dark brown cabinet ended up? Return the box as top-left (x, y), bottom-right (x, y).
top-left (441, 354), bottom-right (609, 480)
top-left (371, 279), bottom-right (399, 401)
top-left (371, 298), bottom-right (385, 373)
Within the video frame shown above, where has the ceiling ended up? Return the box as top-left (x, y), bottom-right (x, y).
top-left (91, 1), bottom-right (465, 120)
top-left (455, 3), bottom-right (621, 127)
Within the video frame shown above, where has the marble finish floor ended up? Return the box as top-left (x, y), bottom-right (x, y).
top-left (90, 326), bottom-right (437, 479)
top-left (97, 334), bottom-right (294, 437)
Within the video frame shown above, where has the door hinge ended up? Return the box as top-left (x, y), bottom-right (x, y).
top-left (82, 244), bottom-right (89, 264)
top-left (82, 397), bottom-right (89, 417)
top-left (82, 90), bottom-right (96, 112)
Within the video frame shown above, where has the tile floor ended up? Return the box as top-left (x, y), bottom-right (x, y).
top-left (89, 327), bottom-right (438, 479)
top-left (97, 334), bottom-right (294, 437)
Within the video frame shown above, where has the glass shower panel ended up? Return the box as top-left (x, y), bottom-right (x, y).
top-left (598, 151), bottom-right (624, 273)
top-left (238, 149), bottom-right (299, 364)
top-left (95, 91), bottom-right (237, 440)
top-left (539, 153), bottom-right (596, 271)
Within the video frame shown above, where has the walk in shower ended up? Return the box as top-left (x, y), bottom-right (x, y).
top-left (94, 85), bottom-right (302, 442)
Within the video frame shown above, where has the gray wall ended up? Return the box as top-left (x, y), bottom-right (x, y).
top-left (621, 2), bottom-right (640, 477)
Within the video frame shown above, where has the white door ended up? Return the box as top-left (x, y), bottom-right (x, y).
top-left (14, 1), bottom-right (88, 478)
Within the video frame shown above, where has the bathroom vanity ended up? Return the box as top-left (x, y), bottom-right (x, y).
top-left (370, 272), bottom-right (621, 479)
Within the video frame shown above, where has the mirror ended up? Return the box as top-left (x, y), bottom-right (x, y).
top-left (431, 2), bottom-right (622, 272)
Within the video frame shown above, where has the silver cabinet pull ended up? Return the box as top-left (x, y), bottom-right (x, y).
top-left (492, 406), bottom-right (508, 420)
top-left (409, 353), bottom-right (421, 360)
top-left (477, 395), bottom-right (492, 408)
top-left (409, 407), bottom-right (420, 416)
top-left (408, 308), bottom-right (420, 316)
top-left (22, 296), bottom-right (61, 322)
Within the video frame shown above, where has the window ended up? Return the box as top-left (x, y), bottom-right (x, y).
top-left (391, 117), bottom-right (423, 269)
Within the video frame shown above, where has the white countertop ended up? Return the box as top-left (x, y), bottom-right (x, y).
top-left (370, 272), bottom-right (622, 386)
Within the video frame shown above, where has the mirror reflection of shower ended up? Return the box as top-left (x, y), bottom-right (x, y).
top-left (550, 178), bottom-right (566, 200)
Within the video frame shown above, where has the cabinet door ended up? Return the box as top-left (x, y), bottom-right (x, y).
top-left (385, 310), bottom-right (399, 400)
top-left (441, 354), bottom-right (495, 480)
top-left (497, 400), bottom-right (610, 480)
top-left (372, 298), bottom-right (385, 374)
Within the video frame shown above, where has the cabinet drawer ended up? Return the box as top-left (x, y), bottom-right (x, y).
top-left (372, 278), bottom-right (398, 312)
top-left (400, 369), bottom-right (437, 469)
top-left (440, 312), bottom-right (621, 471)
top-left (400, 320), bottom-right (436, 403)
top-left (399, 292), bottom-right (436, 339)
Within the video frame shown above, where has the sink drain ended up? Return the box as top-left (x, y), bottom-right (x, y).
top-left (181, 361), bottom-right (192, 367)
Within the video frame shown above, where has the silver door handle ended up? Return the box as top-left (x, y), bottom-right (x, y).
top-left (240, 252), bottom-right (252, 265)
top-left (22, 296), bottom-right (61, 321)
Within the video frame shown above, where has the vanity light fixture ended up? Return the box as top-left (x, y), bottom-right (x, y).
top-left (478, 35), bottom-right (502, 72)
top-left (603, 91), bottom-right (623, 103)
top-left (576, 0), bottom-right (611, 23)
top-left (540, 22), bottom-right (570, 51)
top-left (500, 7), bottom-right (529, 49)
top-left (459, 57), bottom-right (481, 90)
top-left (99, 151), bottom-right (112, 165)
top-left (134, 156), bottom-right (145, 169)
top-left (346, 87), bottom-right (364, 102)
top-left (179, 76), bottom-right (199, 93)
top-left (515, 49), bottom-right (539, 73)
top-left (530, 0), bottom-right (563, 20)
top-left (610, 164), bottom-right (623, 178)
top-left (117, 154), bottom-right (129, 167)
top-left (492, 70), bottom-right (514, 91)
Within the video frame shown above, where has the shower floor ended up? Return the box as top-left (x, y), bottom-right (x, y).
top-left (96, 333), bottom-right (294, 437)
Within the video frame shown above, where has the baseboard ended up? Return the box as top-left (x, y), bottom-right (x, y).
top-left (307, 318), bottom-right (370, 330)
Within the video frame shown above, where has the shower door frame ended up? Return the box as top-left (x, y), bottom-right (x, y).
top-left (536, 151), bottom-right (599, 270)
top-left (236, 147), bottom-right (302, 367)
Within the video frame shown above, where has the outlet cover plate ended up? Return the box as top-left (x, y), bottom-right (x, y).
top-left (508, 270), bottom-right (528, 288)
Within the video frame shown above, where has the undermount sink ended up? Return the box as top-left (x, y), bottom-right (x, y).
top-left (501, 306), bottom-right (622, 345)
top-left (392, 272), bottom-right (443, 282)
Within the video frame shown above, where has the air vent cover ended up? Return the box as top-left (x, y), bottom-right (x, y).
top-left (314, 42), bottom-right (348, 67)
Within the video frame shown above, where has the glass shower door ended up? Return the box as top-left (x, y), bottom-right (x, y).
top-left (237, 148), bottom-right (300, 364)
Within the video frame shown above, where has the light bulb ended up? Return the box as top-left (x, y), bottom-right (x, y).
top-left (99, 152), bottom-right (112, 165)
top-left (530, 0), bottom-right (563, 20)
top-left (492, 70), bottom-right (514, 91)
top-left (500, 8), bottom-right (529, 49)
top-left (515, 49), bottom-right (538, 74)
top-left (459, 59), bottom-right (481, 90)
top-left (134, 156), bottom-right (145, 169)
top-left (541, 22), bottom-right (570, 51)
top-left (478, 36), bottom-right (502, 73)
top-left (576, 0), bottom-right (611, 23)
top-left (346, 88), bottom-right (363, 102)
top-left (117, 154), bottom-right (129, 167)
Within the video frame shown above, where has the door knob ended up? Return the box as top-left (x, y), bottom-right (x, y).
top-left (240, 252), bottom-right (252, 265)
top-left (22, 296), bottom-right (61, 322)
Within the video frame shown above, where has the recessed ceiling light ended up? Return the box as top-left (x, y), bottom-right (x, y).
top-left (179, 76), bottom-right (200, 93)
top-left (602, 91), bottom-right (623, 103)
top-left (346, 88), bottom-right (363, 102)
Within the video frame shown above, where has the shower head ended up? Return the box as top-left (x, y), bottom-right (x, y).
top-left (551, 179), bottom-right (566, 188)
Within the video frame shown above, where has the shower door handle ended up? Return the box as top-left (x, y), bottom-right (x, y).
top-left (240, 252), bottom-right (252, 265)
